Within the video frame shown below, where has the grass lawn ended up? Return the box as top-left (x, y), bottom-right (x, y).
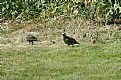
top-left (1, 42), bottom-right (121, 80)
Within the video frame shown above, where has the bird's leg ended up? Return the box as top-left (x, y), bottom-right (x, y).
top-left (31, 41), bottom-right (34, 45)
top-left (29, 41), bottom-right (31, 44)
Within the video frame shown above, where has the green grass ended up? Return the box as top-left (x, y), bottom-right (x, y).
top-left (1, 42), bottom-right (121, 80)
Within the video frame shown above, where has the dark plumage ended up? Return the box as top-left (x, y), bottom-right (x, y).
top-left (62, 33), bottom-right (79, 46)
top-left (26, 34), bottom-right (37, 45)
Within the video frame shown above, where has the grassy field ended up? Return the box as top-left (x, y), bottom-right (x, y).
top-left (1, 17), bottom-right (121, 80)
top-left (1, 41), bottom-right (121, 80)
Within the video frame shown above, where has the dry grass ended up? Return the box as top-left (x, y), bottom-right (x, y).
top-left (0, 16), bottom-right (121, 50)
top-left (1, 16), bottom-right (121, 47)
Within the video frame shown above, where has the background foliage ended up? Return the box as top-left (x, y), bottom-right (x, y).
top-left (1, 0), bottom-right (121, 24)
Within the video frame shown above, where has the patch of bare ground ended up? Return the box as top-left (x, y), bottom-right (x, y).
top-left (0, 17), bottom-right (121, 50)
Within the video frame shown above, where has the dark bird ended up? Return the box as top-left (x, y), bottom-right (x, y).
top-left (62, 33), bottom-right (79, 46)
top-left (26, 34), bottom-right (37, 45)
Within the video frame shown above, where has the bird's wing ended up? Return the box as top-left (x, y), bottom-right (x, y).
top-left (69, 37), bottom-right (79, 44)
top-left (26, 34), bottom-right (37, 40)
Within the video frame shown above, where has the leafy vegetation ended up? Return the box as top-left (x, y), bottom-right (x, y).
top-left (1, 0), bottom-right (121, 24)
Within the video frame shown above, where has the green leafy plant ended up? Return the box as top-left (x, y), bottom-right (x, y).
top-left (105, 0), bottom-right (121, 24)
top-left (1, 0), bottom-right (121, 24)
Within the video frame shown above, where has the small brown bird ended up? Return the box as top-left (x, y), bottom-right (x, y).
top-left (26, 34), bottom-right (37, 45)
